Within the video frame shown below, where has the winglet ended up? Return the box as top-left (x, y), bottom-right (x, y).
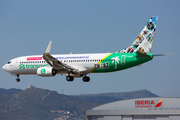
top-left (44, 41), bottom-right (52, 54)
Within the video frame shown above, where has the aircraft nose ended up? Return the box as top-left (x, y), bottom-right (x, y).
top-left (2, 65), bottom-right (7, 71)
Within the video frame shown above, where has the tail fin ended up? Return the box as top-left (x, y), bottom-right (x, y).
top-left (118, 16), bottom-right (158, 53)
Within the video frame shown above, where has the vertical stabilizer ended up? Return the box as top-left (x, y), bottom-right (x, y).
top-left (118, 16), bottom-right (158, 53)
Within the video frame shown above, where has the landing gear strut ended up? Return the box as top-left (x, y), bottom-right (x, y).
top-left (82, 75), bottom-right (90, 82)
top-left (16, 75), bottom-right (20, 82)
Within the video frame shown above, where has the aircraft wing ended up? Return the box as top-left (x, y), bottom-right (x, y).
top-left (43, 41), bottom-right (79, 73)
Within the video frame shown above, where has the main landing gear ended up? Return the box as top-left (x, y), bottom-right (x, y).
top-left (16, 75), bottom-right (20, 82)
top-left (66, 76), bottom-right (74, 82)
top-left (82, 75), bottom-right (90, 82)
top-left (66, 75), bottom-right (90, 82)
top-left (66, 71), bottom-right (74, 82)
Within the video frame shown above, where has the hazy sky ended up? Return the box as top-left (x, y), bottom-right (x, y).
top-left (0, 0), bottom-right (180, 97)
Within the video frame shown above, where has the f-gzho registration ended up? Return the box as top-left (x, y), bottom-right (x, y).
top-left (2, 17), bottom-right (174, 82)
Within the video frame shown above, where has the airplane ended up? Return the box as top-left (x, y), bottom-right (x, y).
top-left (2, 16), bottom-right (174, 82)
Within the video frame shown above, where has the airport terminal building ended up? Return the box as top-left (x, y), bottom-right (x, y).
top-left (86, 97), bottom-right (180, 120)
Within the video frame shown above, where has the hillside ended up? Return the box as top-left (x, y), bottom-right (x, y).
top-left (0, 88), bottom-right (22, 96)
top-left (0, 86), bottom-right (99, 120)
top-left (0, 86), bottom-right (159, 120)
top-left (74, 89), bottom-right (158, 104)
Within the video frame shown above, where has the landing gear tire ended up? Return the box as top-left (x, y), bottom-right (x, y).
top-left (16, 78), bottom-right (20, 82)
top-left (16, 75), bottom-right (20, 82)
top-left (66, 76), bottom-right (74, 82)
top-left (83, 76), bottom-right (90, 82)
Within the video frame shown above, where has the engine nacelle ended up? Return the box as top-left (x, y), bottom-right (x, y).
top-left (37, 67), bottom-right (57, 77)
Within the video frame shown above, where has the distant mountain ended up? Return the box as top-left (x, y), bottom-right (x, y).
top-left (0, 85), bottom-right (98, 120)
top-left (74, 89), bottom-right (159, 104)
top-left (0, 88), bottom-right (22, 96)
top-left (0, 86), bottom-right (159, 120)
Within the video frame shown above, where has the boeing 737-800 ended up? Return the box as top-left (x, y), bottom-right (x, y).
top-left (2, 16), bottom-right (172, 82)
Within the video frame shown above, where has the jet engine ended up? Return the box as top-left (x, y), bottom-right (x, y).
top-left (37, 67), bottom-right (57, 77)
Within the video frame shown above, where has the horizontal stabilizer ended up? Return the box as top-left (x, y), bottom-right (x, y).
top-left (153, 53), bottom-right (177, 57)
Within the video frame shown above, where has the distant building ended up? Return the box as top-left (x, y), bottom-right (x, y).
top-left (86, 97), bottom-right (180, 120)
top-left (28, 85), bottom-right (36, 89)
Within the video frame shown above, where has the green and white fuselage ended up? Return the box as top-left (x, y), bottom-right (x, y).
top-left (11, 53), bottom-right (153, 73)
top-left (2, 52), bottom-right (153, 81)
top-left (2, 16), bottom-right (161, 82)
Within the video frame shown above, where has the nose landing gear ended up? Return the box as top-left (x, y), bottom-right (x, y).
top-left (16, 75), bottom-right (20, 82)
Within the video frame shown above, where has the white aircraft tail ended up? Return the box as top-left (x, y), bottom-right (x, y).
top-left (118, 16), bottom-right (158, 53)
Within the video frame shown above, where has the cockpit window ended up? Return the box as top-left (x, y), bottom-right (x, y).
top-left (7, 61), bottom-right (11, 64)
